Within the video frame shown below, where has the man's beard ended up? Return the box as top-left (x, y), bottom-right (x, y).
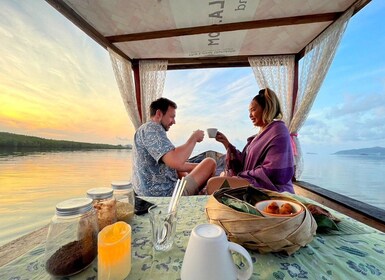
top-left (161, 123), bottom-right (169, 131)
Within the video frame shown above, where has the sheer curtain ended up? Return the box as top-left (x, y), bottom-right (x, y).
top-left (108, 48), bottom-right (168, 128)
top-left (289, 7), bottom-right (353, 178)
top-left (108, 48), bottom-right (141, 129)
top-left (249, 7), bottom-right (353, 178)
top-left (139, 60), bottom-right (168, 123)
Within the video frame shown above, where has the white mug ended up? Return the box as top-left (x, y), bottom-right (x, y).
top-left (207, 128), bottom-right (218, 138)
top-left (181, 224), bottom-right (253, 280)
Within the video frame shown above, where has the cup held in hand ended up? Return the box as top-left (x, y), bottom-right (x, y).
top-left (207, 128), bottom-right (218, 138)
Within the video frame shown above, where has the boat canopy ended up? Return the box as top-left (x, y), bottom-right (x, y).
top-left (45, 0), bottom-right (371, 178)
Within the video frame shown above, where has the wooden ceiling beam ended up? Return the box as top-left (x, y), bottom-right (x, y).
top-left (45, 0), bottom-right (132, 61)
top-left (297, 0), bottom-right (371, 60)
top-left (107, 13), bottom-right (341, 43)
top-left (137, 54), bottom-right (295, 65)
top-left (133, 53), bottom-right (296, 70)
top-left (167, 63), bottom-right (250, 70)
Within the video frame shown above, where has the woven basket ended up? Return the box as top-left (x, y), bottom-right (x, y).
top-left (205, 187), bottom-right (317, 255)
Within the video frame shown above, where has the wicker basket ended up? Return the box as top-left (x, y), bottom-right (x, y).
top-left (205, 187), bottom-right (317, 255)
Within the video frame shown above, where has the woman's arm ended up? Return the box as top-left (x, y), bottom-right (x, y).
top-left (215, 131), bottom-right (244, 174)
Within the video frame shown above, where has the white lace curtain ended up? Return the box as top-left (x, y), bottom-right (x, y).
top-left (249, 7), bottom-right (353, 179)
top-left (108, 48), bottom-right (141, 129)
top-left (139, 60), bottom-right (168, 123)
top-left (108, 48), bottom-right (168, 129)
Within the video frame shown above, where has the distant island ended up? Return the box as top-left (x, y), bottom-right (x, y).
top-left (0, 132), bottom-right (132, 150)
top-left (333, 146), bottom-right (385, 156)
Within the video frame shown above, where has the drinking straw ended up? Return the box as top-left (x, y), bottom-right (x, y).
top-left (172, 177), bottom-right (186, 212)
top-left (168, 179), bottom-right (180, 213)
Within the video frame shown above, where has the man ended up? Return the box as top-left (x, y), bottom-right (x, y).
top-left (132, 97), bottom-right (216, 196)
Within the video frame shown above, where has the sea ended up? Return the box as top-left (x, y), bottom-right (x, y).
top-left (0, 149), bottom-right (384, 247)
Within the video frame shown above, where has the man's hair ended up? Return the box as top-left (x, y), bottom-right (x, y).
top-left (253, 88), bottom-right (283, 124)
top-left (149, 97), bottom-right (177, 116)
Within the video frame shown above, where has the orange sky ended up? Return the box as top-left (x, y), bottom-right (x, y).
top-left (0, 1), bottom-right (135, 145)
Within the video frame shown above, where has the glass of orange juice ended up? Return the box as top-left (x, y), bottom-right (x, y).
top-left (98, 221), bottom-right (131, 279)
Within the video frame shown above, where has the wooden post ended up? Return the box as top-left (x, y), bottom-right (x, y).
top-left (132, 61), bottom-right (142, 123)
top-left (291, 54), bottom-right (299, 118)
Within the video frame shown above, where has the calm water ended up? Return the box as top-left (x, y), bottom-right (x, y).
top-left (0, 149), bottom-right (384, 246)
top-left (0, 149), bottom-right (133, 247)
top-left (301, 153), bottom-right (385, 210)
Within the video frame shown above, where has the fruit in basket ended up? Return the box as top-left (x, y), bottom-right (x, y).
top-left (280, 203), bottom-right (294, 214)
top-left (264, 201), bottom-right (279, 214)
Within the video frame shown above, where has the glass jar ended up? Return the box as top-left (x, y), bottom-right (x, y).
top-left (87, 187), bottom-right (117, 231)
top-left (44, 197), bottom-right (98, 277)
top-left (111, 181), bottom-right (135, 223)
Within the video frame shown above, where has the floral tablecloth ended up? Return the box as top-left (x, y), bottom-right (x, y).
top-left (1, 195), bottom-right (384, 279)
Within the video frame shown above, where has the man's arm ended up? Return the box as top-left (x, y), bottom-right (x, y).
top-left (162, 130), bottom-right (203, 171)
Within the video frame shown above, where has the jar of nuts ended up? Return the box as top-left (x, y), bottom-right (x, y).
top-left (86, 187), bottom-right (117, 231)
top-left (111, 181), bottom-right (135, 223)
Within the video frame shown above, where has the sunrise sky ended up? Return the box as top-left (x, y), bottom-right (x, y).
top-left (1, 0), bottom-right (384, 155)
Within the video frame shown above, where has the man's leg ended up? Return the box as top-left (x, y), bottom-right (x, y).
top-left (183, 157), bottom-right (216, 195)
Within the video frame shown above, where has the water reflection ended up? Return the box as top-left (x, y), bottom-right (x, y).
top-left (0, 149), bottom-right (132, 246)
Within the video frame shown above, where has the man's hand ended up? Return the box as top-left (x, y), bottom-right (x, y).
top-left (163, 130), bottom-right (204, 169)
top-left (192, 129), bottom-right (204, 143)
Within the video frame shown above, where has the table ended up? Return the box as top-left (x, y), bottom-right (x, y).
top-left (1, 195), bottom-right (384, 279)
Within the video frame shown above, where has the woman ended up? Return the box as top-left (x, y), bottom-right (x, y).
top-left (207, 88), bottom-right (294, 194)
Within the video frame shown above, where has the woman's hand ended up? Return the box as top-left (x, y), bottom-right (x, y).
top-left (215, 131), bottom-right (230, 149)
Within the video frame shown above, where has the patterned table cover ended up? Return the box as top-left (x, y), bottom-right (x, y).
top-left (0, 195), bottom-right (384, 280)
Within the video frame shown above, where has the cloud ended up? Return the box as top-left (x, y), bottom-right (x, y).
top-left (300, 88), bottom-right (385, 152)
top-left (326, 90), bottom-right (385, 118)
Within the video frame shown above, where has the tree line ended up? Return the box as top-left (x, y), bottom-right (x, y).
top-left (0, 132), bottom-right (131, 150)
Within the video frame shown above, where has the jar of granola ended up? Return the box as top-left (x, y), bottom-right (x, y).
top-left (45, 197), bottom-right (98, 277)
top-left (86, 187), bottom-right (117, 231)
top-left (111, 181), bottom-right (135, 223)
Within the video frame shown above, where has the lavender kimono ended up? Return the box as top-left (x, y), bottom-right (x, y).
top-left (226, 120), bottom-right (294, 193)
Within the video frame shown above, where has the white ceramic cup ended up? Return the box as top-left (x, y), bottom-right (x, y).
top-left (181, 224), bottom-right (253, 280)
top-left (207, 128), bottom-right (218, 138)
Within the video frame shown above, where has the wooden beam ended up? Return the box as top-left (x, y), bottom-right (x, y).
top-left (142, 53), bottom-right (294, 65)
top-left (45, 0), bottom-right (132, 62)
top-left (132, 64), bottom-right (142, 122)
top-left (294, 181), bottom-right (385, 232)
top-left (291, 54), bottom-right (300, 119)
top-left (106, 13), bottom-right (340, 43)
top-left (297, 0), bottom-right (372, 60)
top-left (150, 54), bottom-right (296, 70)
top-left (167, 62), bottom-right (251, 70)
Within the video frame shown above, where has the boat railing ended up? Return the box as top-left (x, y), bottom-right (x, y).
top-left (294, 180), bottom-right (385, 232)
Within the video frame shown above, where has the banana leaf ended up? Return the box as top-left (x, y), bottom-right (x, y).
top-left (221, 197), bottom-right (263, 216)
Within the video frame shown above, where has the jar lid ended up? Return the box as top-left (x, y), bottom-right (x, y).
top-left (111, 180), bottom-right (132, 190)
top-left (87, 187), bottom-right (114, 199)
top-left (56, 197), bottom-right (93, 216)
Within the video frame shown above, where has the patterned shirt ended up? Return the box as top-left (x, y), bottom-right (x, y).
top-left (132, 121), bottom-right (178, 196)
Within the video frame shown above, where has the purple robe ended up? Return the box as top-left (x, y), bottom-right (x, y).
top-left (226, 120), bottom-right (295, 193)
